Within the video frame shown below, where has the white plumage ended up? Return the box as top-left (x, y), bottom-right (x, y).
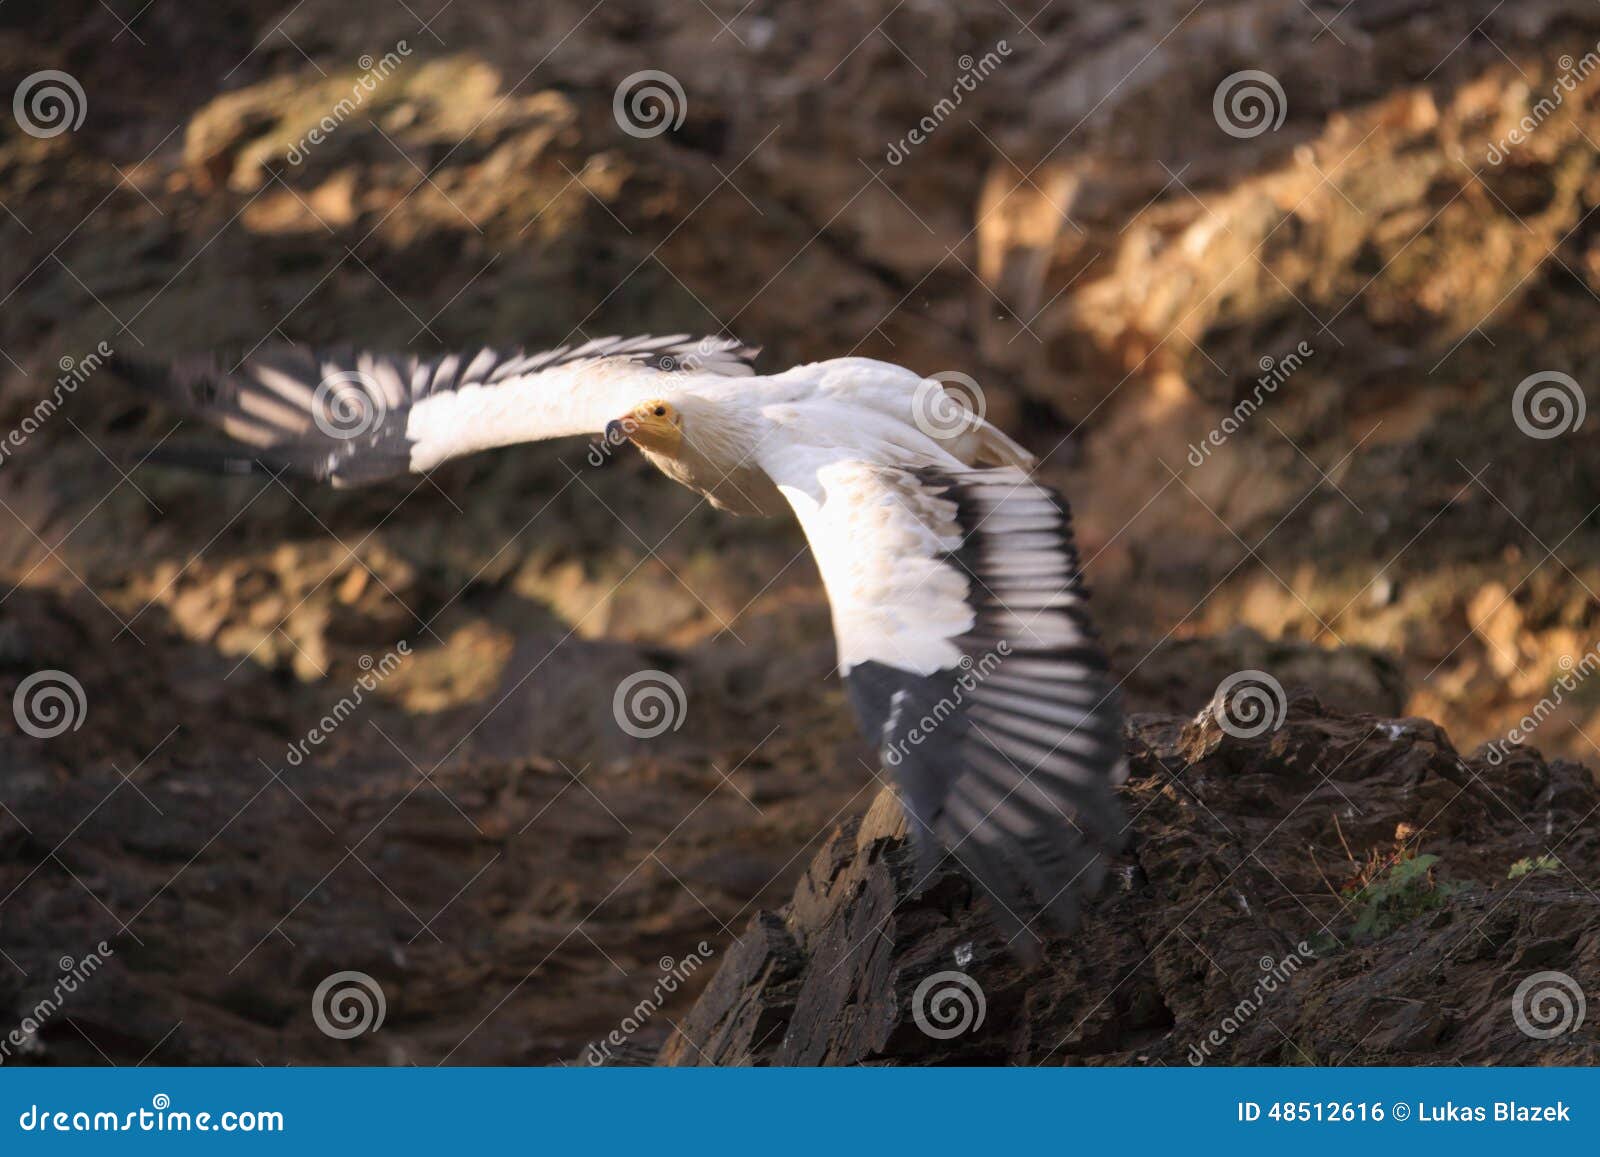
top-left (121, 334), bottom-right (1127, 954)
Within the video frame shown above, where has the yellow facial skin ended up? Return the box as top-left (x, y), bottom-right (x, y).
top-left (606, 401), bottom-right (683, 455)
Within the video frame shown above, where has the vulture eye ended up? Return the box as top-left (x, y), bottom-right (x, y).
top-left (653, 406), bottom-right (666, 417)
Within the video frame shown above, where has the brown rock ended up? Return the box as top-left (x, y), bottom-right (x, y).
top-left (659, 696), bottom-right (1600, 1066)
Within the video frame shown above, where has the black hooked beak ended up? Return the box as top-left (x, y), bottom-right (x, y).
top-left (604, 419), bottom-right (628, 445)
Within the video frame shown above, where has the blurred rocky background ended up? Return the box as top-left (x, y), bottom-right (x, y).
top-left (0, 0), bottom-right (1596, 1064)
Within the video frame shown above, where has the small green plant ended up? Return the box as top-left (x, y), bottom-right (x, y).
top-left (1343, 852), bottom-right (1466, 939)
top-left (1507, 854), bottom-right (1559, 880)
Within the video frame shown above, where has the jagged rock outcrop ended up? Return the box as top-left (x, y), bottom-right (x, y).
top-left (659, 696), bottom-right (1599, 1065)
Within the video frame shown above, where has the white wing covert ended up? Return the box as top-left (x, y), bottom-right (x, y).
top-left (116, 335), bottom-right (758, 486)
top-left (761, 446), bottom-right (1127, 949)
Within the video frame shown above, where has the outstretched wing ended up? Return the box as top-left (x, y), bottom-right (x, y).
top-left (761, 446), bottom-right (1126, 952)
top-left (115, 335), bottom-right (758, 487)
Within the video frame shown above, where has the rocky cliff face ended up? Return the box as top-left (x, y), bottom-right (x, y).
top-left (0, 0), bottom-right (1596, 1064)
top-left (658, 697), bottom-right (1599, 1066)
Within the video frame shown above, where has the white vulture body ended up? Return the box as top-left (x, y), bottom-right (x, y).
top-left (119, 335), bottom-right (1127, 954)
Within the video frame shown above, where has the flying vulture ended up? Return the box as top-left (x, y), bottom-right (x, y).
top-left (118, 335), bottom-right (1128, 955)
